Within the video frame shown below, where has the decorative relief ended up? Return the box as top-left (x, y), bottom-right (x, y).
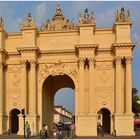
top-left (8, 73), bottom-right (21, 89)
top-left (115, 7), bottom-right (131, 22)
top-left (8, 65), bottom-right (21, 72)
top-left (8, 91), bottom-right (21, 108)
top-left (20, 13), bottom-right (36, 28)
top-left (96, 69), bottom-right (113, 87)
top-left (38, 61), bottom-right (78, 85)
top-left (96, 89), bottom-right (113, 108)
top-left (95, 62), bottom-right (113, 69)
top-left (40, 5), bottom-right (77, 31)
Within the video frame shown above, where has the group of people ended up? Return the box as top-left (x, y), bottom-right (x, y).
top-left (40, 122), bottom-right (75, 139)
top-left (24, 121), bottom-right (75, 139)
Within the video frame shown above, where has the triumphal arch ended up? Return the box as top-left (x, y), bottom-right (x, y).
top-left (0, 5), bottom-right (135, 136)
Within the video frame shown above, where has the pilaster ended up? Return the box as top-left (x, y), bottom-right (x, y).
top-left (125, 56), bottom-right (133, 114)
top-left (78, 57), bottom-right (85, 114)
top-left (29, 60), bottom-right (37, 115)
top-left (0, 61), bottom-right (4, 134)
top-left (20, 60), bottom-right (27, 114)
top-left (88, 57), bottom-right (95, 114)
top-left (115, 56), bottom-right (123, 114)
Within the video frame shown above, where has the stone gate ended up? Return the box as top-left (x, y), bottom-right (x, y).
top-left (0, 5), bottom-right (135, 136)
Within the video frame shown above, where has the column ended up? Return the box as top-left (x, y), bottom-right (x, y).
top-left (29, 60), bottom-right (37, 114)
top-left (79, 57), bottom-right (85, 114)
top-left (125, 56), bottom-right (132, 114)
top-left (20, 60), bottom-right (27, 113)
top-left (88, 57), bottom-right (95, 114)
top-left (0, 61), bottom-right (4, 134)
top-left (115, 56), bottom-right (122, 114)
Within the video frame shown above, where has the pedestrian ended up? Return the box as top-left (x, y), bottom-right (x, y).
top-left (70, 123), bottom-right (75, 138)
top-left (25, 121), bottom-right (31, 139)
top-left (44, 124), bottom-right (48, 138)
top-left (41, 124), bottom-right (48, 139)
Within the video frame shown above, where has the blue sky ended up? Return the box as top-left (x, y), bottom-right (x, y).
top-left (0, 1), bottom-right (139, 113)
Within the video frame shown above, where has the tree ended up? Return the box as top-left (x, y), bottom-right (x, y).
top-left (132, 87), bottom-right (140, 115)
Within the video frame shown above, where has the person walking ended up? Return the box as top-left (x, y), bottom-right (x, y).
top-left (41, 124), bottom-right (48, 139)
top-left (25, 121), bottom-right (30, 139)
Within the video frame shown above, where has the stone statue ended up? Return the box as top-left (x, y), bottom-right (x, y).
top-left (115, 7), bottom-right (131, 22)
top-left (0, 17), bottom-right (4, 28)
top-left (84, 8), bottom-right (89, 23)
top-left (90, 11), bottom-right (95, 24)
top-left (79, 13), bottom-right (83, 24)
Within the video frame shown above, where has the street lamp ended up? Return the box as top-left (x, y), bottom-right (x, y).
top-left (21, 109), bottom-right (26, 138)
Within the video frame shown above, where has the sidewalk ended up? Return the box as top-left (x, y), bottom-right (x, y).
top-left (0, 133), bottom-right (140, 139)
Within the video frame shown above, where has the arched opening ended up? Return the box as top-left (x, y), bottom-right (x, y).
top-left (10, 109), bottom-right (20, 133)
top-left (42, 74), bottom-right (75, 132)
top-left (97, 108), bottom-right (111, 134)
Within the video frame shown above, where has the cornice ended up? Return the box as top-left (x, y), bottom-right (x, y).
top-left (112, 43), bottom-right (135, 50)
top-left (41, 49), bottom-right (75, 55)
top-left (17, 47), bottom-right (41, 54)
top-left (0, 48), bottom-right (8, 55)
top-left (75, 44), bottom-right (99, 52)
top-left (97, 48), bottom-right (112, 54)
top-left (8, 52), bottom-right (20, 57)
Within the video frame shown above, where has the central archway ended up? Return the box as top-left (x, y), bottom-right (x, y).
top-left (42, 74), bottom-right (75, 132)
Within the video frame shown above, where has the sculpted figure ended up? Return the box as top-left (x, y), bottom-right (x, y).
top-left (0, 17), bottom-right (4, 28)
top-left (79, 13), bottom-right (83, 24)
top-left (90, 11), bottom-right (95, 24)
top-left (84, 8), bottom-right (89, 23)
top-left (115, 7), bottom-right (131, 22)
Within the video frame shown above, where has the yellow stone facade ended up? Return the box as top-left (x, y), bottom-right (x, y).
top-left (0, 6), bottom-right (135, 136)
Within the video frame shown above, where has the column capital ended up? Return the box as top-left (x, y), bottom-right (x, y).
top-left (88, 57), bottom-right (95, 66)
top-left (0, 61), bottom-right (3, 68)
top-left (79, 57), bottom-right (85, 66)
top-left (125, 56), bottom-right (132, 64)
top-left (115, 56), bottom-right (122, 65)
top-left (30, 60), bottom-right (36, 67)
top-left (20, 60), bottom-right (27, 67)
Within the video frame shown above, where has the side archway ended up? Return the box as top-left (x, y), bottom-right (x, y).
top-left (97, 108), bottom-right (111, 134)
top-left (9, 109), bottom-right (20, 133)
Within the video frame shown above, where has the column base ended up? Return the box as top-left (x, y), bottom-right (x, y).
top-left (114, 114), bottom-right (135, 136)
top-left (0, 114), bottom-right (8, 134)
top-left (17, 114), bottom-right (24, 135)
top-left (76, 114), bottom-right (97, 136)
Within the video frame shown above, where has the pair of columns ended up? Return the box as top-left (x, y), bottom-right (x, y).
top-left (78, 57), bottom-right (95, 114)
top-left (0, 62), bottom-right (4, 117)
top-left (115, 56), bottom-right (132, 114)
top-left (20, 60), bottom-right (37, 115)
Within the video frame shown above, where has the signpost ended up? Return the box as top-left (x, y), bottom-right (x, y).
top-left (21, 109), bottom-right (26, 138)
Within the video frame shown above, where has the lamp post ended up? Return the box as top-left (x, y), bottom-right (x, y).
top-left (21, 109), bottom-right (26, 138)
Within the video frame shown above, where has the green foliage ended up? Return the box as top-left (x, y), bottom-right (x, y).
top-left (132, 87), bottom-right (140, 115)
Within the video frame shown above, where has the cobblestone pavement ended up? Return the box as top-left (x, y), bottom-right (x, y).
top-left (0, 132), bottom-right (140, 139)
